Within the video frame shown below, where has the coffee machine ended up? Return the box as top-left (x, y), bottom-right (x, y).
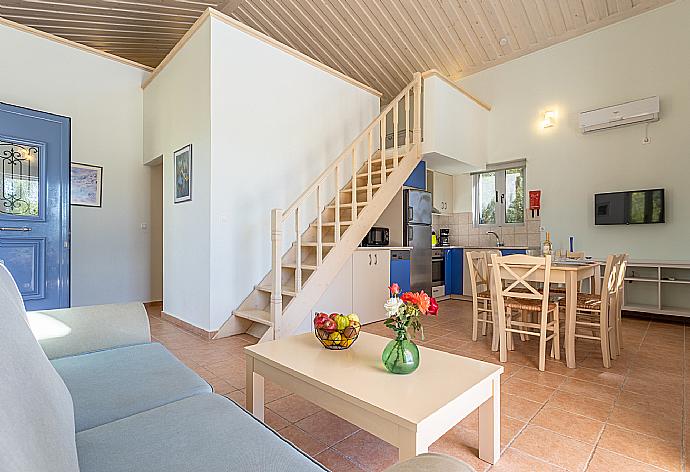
top-left (439, 228), bottom-right (450, 246)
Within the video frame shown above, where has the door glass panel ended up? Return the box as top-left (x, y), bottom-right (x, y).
top-left (0, 140), bottom-right (40, 216)
top-left (505, 167), bottom-right (525, 224)
top-left (477, 171), bottom-right (496, 224)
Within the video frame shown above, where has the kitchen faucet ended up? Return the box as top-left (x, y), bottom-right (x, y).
top-left (487, 231), bottom-right (504, 247)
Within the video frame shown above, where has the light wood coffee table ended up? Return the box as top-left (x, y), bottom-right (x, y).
top-left (245, 332), bottom-right (503, 463)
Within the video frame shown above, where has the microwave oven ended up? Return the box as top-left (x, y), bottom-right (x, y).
top-left (361, 227), bottom-right (390, 247)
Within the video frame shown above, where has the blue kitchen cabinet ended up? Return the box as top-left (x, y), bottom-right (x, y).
top-left (390, 250), bottom-right (411, 294)
top-left (444, 248), bottom-right (464, 295)
top-left (404, 161), bottom-right (426, 189)
top-left (500, 249), bottom-right (527, 256)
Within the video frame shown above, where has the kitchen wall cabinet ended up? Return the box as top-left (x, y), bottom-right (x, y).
top-left (429, 170), bottom-right (453, 213)
top-left (353, 250), bottom-right (391, 325)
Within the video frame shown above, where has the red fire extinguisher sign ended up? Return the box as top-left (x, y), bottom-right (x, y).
top-left (529, 190), bottom-right (541, 217)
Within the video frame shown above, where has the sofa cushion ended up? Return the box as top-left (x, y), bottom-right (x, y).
top-left (52, 342), bottom-right (212, 432)
top-left (76, 393), bottom-right (325, 472)
top-left (0, 264), bottom-right (79, 472)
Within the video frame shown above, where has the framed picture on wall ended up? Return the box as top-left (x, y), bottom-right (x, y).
top-left (174, 144), bottom-right (192, 203)
top-left (70, 162), bottom-right (103, 207)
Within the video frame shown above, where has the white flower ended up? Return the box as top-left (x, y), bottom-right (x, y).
top-left (384, 297), bottom-right (403, 314)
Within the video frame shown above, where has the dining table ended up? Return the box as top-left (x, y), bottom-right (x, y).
top-left (490, 260), bottom-right (601, 368)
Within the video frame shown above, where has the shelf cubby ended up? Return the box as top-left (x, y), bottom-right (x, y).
top-left (622, 262), bottom-right (690, 318)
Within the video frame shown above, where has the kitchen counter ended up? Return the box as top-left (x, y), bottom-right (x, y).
top-left (356, 246), bottom-right (412, 251)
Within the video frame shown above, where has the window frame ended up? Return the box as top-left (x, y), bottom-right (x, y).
top-left (472, 163), bottom-right (526, 227)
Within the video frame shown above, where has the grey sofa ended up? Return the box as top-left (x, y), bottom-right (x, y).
top-left (0, 264), bottom-right (473, 472)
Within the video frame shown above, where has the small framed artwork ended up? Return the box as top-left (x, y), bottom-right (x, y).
top-left (174, 144), bottom-right (192, 203)
top-left (70, 163), bottom-right (103, 207)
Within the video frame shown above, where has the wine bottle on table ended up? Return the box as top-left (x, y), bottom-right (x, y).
top-left (542, 231), bottom-right (553, 256)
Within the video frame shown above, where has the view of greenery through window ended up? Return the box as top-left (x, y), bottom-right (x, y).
top-left (505, 168), bottom-right (525, 224)
top-left (475, 167), bottom-right (525, 226)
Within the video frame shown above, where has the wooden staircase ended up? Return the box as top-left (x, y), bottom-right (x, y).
top-left (215, 74), bottom-right (423, 342)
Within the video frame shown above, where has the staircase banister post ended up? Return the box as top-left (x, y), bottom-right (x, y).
top-left (413, 72), bottom-right (423, 147)
top-left (271, 208), bottom-right (283, 340)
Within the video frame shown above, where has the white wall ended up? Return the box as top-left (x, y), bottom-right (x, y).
top-left (208, 16), bottom-right (380, 330)
top-left (144, 20), bottom-right (212, 329)
top-left (423, 75), bottom-right (488, 174)
top-left (0, 23), bottom-right (153, 306)
top-left (149, 162), bottom-right (163, 301)
top-left (459, 0), bottom-right (690, 260)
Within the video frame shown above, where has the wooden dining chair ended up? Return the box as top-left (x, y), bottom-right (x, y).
top-left (489, 254), bottom-right (560, 371)
top-left (574, 254), bottom-right (621, 368)
top-left (609, 253), bottom-right (629, 359)
top-left (466, 251), bottom-right (498, 351)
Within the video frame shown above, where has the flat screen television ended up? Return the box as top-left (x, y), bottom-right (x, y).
top-left (594, 189), bottom-right (665, 225)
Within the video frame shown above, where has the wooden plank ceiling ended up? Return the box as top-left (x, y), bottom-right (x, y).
top-left (1, 0), bottom-right (673, 98)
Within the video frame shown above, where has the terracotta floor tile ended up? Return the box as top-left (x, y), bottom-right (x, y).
top-left (224, 389), bottom-right (245, 409)
top-left (334, 430), bottom-right (398, 472)
top-left (492, 447), bottom-right (566, 471)
top-left (607, 405), bottom-right (682, 443)
top-left (567, 368), bottom-right (625, 388)
top-left (598, 425), bottom-right (681, 472)
top-left (501, 393), bottom-right (543, 421)
top-left (513, 367), bottom-right (568, 389)
top-left (267, 394), bottom-right (322, 423)
top-left (558, 378), bottom-right (619, 404)
top-left (501, 415), bottom-right (527, 448)
top-left (615, 390), bottom-right (682, 419)
top-left (622, 378), bottom-right (683, 404)
top-left (279, 425), bottom-right (329, 456)
top-left (295, 410), bottom-right (360, 447)
top-left (511, 425), bottom-right (593, 472)
top-left (530, 407), bottom-right (605, 444)
top-left (547, 390), bottom-right (613, 422)
top-left (264, 408), bottom-right (290, 431)
top-left (587, 448), bottom-right (668, 472)
top-left (314, 449), bottom-right (364, 471)
top-left (148, 303), bottom-right (687, 472)
top-left (429, 426), bottom-right (491, 472)
top-left (207, 377), bottom-right (235, 395)
top-left (502, 377), bottom-right (556, 403)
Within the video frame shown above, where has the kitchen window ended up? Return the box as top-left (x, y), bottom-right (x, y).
top-left (472, 161), bottom-right (526, 226)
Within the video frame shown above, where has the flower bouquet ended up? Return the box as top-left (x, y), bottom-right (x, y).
top-left (381, 283), bottom-right (438, 374)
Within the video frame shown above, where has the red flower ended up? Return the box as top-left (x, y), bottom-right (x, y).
top-left (401, 291), bottom-right (431, 314)
top-left (428, 297), bottom-right (439, 316)
top-left (389, 283), bottom-right (401, 296)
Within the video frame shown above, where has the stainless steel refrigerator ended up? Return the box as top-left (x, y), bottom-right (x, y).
top-left (403, 189), bottom-right (432, 294)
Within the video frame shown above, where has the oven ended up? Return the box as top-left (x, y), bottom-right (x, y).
top-left (431, 249), bottom-right (446, 298)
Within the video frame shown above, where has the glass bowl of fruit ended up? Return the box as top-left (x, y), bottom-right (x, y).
top-left (313, 312), bottom-right (361, 350)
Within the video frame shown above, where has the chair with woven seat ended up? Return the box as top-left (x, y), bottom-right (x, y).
top-left (489, 253), bottom-right (560, 371)
top-left (466, 251), bottom-right (498, 351)
top-left (610, 254), bottom-right (629, 359)
top-left (572, 254), bottom-right (621, 368)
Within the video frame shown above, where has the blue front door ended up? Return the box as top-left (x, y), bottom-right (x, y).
top-left (0, 103), bottom-right (70, 310)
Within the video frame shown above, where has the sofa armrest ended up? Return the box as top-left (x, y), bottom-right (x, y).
top-left (385, 453), bottom-right (475, 472)
top-left (27, 303), bottom-right (151, 360)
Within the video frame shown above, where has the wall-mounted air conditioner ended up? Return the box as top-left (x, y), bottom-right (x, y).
top-left (579, 96), bottom-right (659, 133)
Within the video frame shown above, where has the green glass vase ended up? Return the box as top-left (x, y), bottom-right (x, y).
top-left (382, 332), bottom-right (420, 374)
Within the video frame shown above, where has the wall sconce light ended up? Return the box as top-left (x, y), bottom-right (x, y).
top-left (541, 110), bottom-right (556, 128)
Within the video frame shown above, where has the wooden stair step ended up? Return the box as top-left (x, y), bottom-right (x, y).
top-left (283, 262), bottom-right (318, 271)
top-left (343, 183), bottom-right (383, 191)
top-left (357, 168), bottom-right (394, 178)
top-left (311, 220), bottom-right (353, 227)
top-left (233, 309), bottom-right (272, 326)
top-left (300, 241), bottom-right (336, 248)
top-left (256, 284), bottom-right (297, 297)
top-left (326, 201), bottom-right (367, 210)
